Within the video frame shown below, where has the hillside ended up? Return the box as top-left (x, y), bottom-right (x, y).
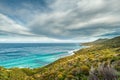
top-left (82, 38), bottom-right (108, 45)
top-left (0, 36), bottom-right (120, 80)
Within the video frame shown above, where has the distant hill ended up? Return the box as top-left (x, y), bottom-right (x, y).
top-left (82, 36), bottom-right (120, 48)
top-left (102, 36), bottom-right (120, 48)
top-left (82, 38), bottom-right (108, 45)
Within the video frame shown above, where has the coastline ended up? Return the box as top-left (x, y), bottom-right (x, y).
top-left (68, 48), bottom-right (80, 55)
top-left (66, 43), bottom-right (87, 56)
top-left (0, 43), bottom-right (83, 69)
top-left (69, 45), bottom-right (89, 55)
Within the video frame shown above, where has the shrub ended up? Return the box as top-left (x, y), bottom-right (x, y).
top-left (80, 65), bottom-right (89, 75)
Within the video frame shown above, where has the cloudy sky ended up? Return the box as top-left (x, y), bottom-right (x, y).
top-left (0, 0), bottom-right (120, 43)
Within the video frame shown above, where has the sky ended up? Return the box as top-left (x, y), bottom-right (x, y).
top-left (0, 0), bottom-right (120, 43)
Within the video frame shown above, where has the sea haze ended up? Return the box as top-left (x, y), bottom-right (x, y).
top-left (0, 43), bottom-right (83, 68)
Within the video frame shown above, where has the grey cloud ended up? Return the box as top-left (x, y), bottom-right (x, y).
top-left (0, 0), bottom-right (52, 23)
top-left (0, 13), bottom-right (35, 37)
top-left (29, 0), bottom-right (120, 39)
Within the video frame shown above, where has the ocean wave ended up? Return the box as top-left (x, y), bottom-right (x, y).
top-left (68, 49), bottom-right (78, 55)
top-left (0, 43), bottom-right (83, 68)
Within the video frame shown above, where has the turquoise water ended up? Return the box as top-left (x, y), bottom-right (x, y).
top-left (0, 43), bottom-right (83, 68)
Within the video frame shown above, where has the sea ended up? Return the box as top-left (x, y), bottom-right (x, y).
top-left (0, 43), bottom-right (83, 68)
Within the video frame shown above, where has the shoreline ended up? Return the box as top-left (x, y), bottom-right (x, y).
top-left (0, 44), bottom-right (85, 69)
top-left (68, 48), bottom-right (80, 55)
top-left (66, 44), bottom-right (89, 56)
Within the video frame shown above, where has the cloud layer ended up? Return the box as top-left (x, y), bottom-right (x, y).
top-left (0, 0), bottom-right (120, 42)
top-left (0, 13), bottom-right (33, 36)
top-left (29, 0), bottom-right (120, 39)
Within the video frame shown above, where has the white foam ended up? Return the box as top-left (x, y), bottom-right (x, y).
top-left (68, 48), bottom-right (80, 56)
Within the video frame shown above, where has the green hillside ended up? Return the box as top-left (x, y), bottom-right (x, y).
top-left (0, 36), bottom-right (120, 80)
top-left (83, 36), bottom-right (120, 49)
top-left (82, 38), bottom-right (108, 45)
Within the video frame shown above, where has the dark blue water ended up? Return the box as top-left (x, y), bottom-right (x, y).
top-left (0, 43), bottom-right (83, 68)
